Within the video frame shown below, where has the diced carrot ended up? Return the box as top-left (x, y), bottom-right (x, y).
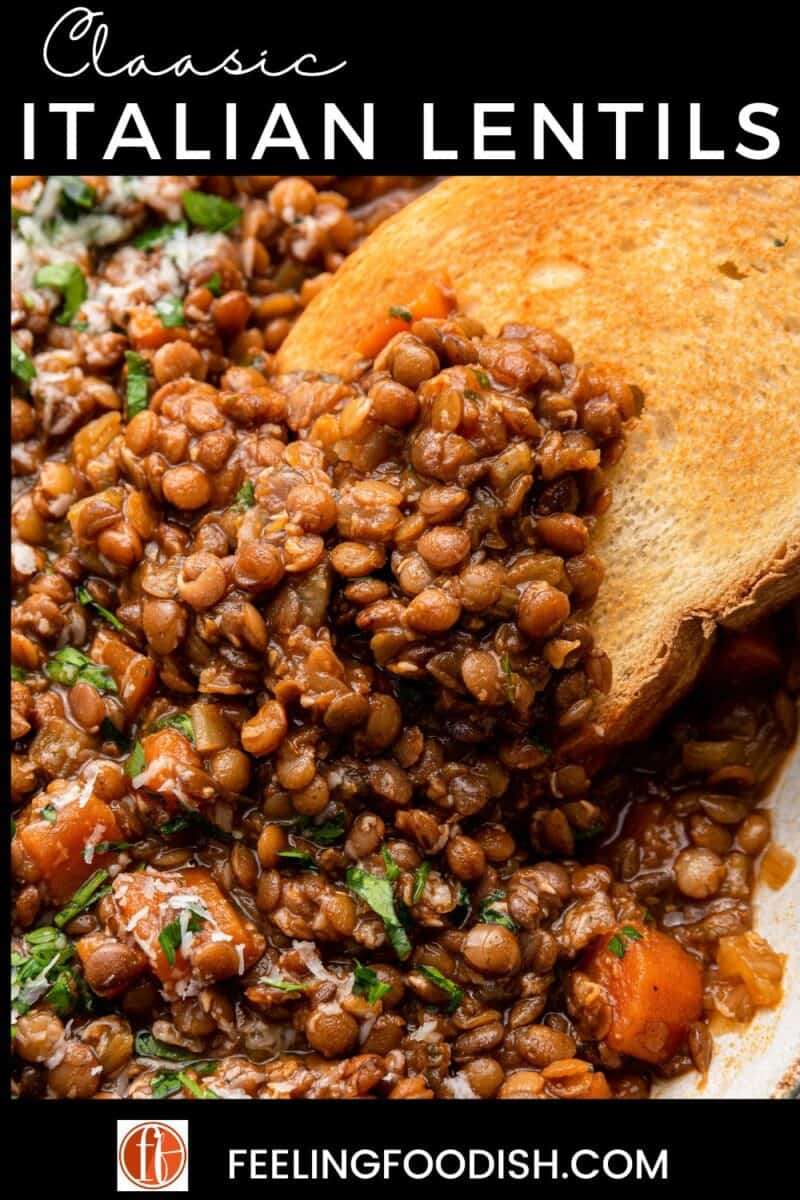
top-left (357, 280), bottom-right (452, 358)
top-left (111, 867), bottom-right (265, 994)
top-left (583, 923), bottom-right (703, 1064)
top-left (582, 1072), bottom-right (612, 1099)
top-left (128, 307), bottom-right (190, 351)
top-left (717, 932), bottom-right (785, 1008)
top-left (18, 788), bottom-right (123, 904)
top-left (134, 728), bottom-right (208, 810)
top-left (90, 628), bottom-right (157, 717)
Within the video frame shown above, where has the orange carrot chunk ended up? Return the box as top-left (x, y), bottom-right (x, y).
top-left (357, 281), bottom-right (452, 358)
top-left (18, 787), bottom-right (123, 904)
top-left (583, 923), bottom-right (703, 1064)
top-left (111, 867), bottom-right (265, 995)
top-left (90, 628), bottom-right (157, 718)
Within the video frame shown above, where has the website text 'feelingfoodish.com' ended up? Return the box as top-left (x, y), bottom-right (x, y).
top-left (226, 1144), bottom-right (670, 1183)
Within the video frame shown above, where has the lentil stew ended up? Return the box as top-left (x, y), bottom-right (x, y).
top-left (10, 176), bottom-right (797, 1101)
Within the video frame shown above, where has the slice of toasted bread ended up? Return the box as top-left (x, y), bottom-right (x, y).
top-left (279, 176), bottom-right (800, 753)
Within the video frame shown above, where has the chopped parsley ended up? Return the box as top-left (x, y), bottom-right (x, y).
top-left (388, 305), bottom-right (413, 322)
top-left (412, 860), bottom-right (431, 904)
top-left (53, 175), bottom-right (96, 212)
top-left (381, 845), bottom-right (401, 882)
top-left (303, 812), bottom-right (346, 845)
top-left (33, 262), bottom-right (88, 326)
top-left (148, 712), bottom-right (195, 743)
top-left (175, 1070), bottom-right (217, 1099)
top-left (608, 925), bottom-right (644, 960)
top-left (352, 961), bottom-right (391, 1004)
top-left (155, 295), bottom-right (186, 328)
top-left (159, 908), bottom-right (206, 967)
top-left (135, 1029), bottom-right (204, 1061)
top-left (150, 1062), bottom-right (216, 1098)
top-left (277, 849), bottom-right (318, 871)
top-left (124, 351), bottom-right (150, 419)
top-left (500, 653), bottom-right (516, 702)
top-left (232, 479), bottom-right (256, 510)
top-left (125, 740), bottom-right (146, 779)
top-left (39, 805), bottom-right (58, 825)
top-left (11, 665), bottom-right (29, 683)
top-left (205, 271), bottom-right (222, 296)
top-left (54, 868), bottom-right (110, 928)
top-left (418, 964), bottom-right (463, 1012)
top-left (182, 190), bottom-right (242, 234)
top-left (472, 368), bottom-right (491, 389)
top-left (158, 808), bottom-right (233, 843)
top-left (259, 978), bottom-right (309, 993)
top-left (11, 336), bottom-right (36, 385)
top-left (345, 866), bottom-right (411, 960)
top-left (477, 889), bottom-right (517, 931)
top-left (76, 584), bottom-right (124, 632)
top-left (44, 647), bottom-right (117, 694)
top-left (12, 927), bottom-right (77, 1023)
top-left (133, 221), bottom-right (187, 250)
top-left (83, 839), bottom-right (130, 863)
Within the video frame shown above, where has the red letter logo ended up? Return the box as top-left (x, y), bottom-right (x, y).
top-left (117, 1121), bottom-right (188, 1192)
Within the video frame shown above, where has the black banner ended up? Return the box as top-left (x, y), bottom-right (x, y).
top-left (9, 3), bottom-right (800, 173)
top-left (6, 1094), bottom-right (796, 1193)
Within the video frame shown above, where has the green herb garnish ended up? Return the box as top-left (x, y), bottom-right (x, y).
top-left (83, 839), bottom-right (131, 862)
top-left (158, 808), bottom-right (233, 843)
top-left (473, 368), bottom-right (491, 389)
top-left (44, 647), bottom-right (117, 694)
top-left (232, 479), bottom-right (256, 510)
top-left (11, 336), bottom-right (36, 385)
top-left (259, 978), bottom-right (309, 993)
top-left (11, 665), bottom-right (29, 683)
top-left (388, 305), bottom-right (413, 322)
top-left (148, 712), bottom-right (195, 743)
top-left (133, 221), bottom-right (187, 250)
top-left (76, 584), bottom-right (124, 632)
top-left (150, 1062), bottom-right (216, 1098)
top-left (54, 869), bottom-right (110, 928)
top-left (125, 741), bottom-right (146, 779)
top-left (33, 262), bottom-right (87, 326)
top-left (205, 272), bottom-right (222, 296)
top-left (352, 961), bottom-right (391, 1004)
top-left (381, 845), bottom-right (401, 882)
top-left (135, 1030), bottom-right (203, 1061)
top-left (412, 861), bottom-right (431, 904)
top-left (304, 812), bottom-right (346, 845)
top-left (277, 849), bottom-right (317, 871)
top-left (39, 805), bottom-right (58, 825)
top-left (53, 175), bottom-right (96, 211)
top-left (124, 350), bottom-right (149, 419)
top-left (500, 653), bottom-right (516, 702)
top-left (608, 925), bottom-right (644, 960)
top-left (182, 190), bottom-right (242, 234)
top-left (418, 964), bottom-right (463, 1012)
top-left (159, 909), bottom-right (205, 967)
top-left (12, 927), bottom-right (76, 1022)
top-left (477, 889), bottom-right (517, 931)
top-left (345, 866), bottom-right (411, 960)
top-left (155, 295), bottom-right (185, 328)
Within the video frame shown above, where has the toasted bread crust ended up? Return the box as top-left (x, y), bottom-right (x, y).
top-left (279, 177), bottom-right (800, 751)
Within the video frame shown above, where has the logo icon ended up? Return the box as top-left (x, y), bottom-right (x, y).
top-left (117, 1120), bottom-right (189, 1192)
